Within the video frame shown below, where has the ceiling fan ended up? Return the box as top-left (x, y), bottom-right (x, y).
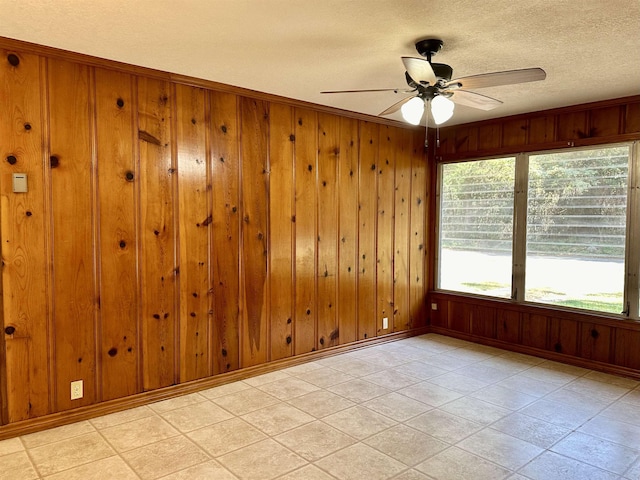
top-left (321, 39), bottom-right (546, 129)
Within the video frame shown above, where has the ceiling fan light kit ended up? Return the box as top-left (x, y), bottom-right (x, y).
top-left (321, 37), bottom-right (546, 132)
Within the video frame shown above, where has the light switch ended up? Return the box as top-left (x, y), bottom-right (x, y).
top-left (12, 173), bottom-right (27, 193)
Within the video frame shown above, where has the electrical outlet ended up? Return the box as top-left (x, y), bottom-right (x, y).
top-left (382, 317), bottom-right (389, 329)
top-left (431, 303), bottom-right (438, 310)
top-left (70, 380), bottom-right (83, 400)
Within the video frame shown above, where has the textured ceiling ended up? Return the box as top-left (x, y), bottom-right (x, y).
top-left (1, 0), bottom-right (639, 126)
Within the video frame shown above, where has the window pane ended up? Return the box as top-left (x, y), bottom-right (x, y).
top-left (526, 146), bottom-right (629, 314)
top-left (439, 157), bottom-right (515, 297)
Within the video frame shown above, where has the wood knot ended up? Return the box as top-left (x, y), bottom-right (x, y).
top-left (308, 164), bottom-right (313, 172)
top-left (370, 164), bottom-right (376, 170)
top-left (222, 348), bottom-right (228, 356)
top-left (119, 240), bottom-right (126, 249)
top-left (289, 134), bottom-right (295, 142)
top-left (125, 171), bottom-right (135, 181)
top-left (287, 318), bottom-right (292, 324)
top-left (24, 123), bottom-right (32, 131)
top-left (221, 125), bottom-right (227, 133)
top-left (319, 337), bottom-right (325, 345)
top-left (591, 329), bottom-right (599, 339)
top-left (25, 211), bottom-right (32, 217)
top-left (6, 155), bottom-right (17, 165)
top-left (116, 98), bottom-right (124, 108)
top-left (108, 348), bottom-right (118, 357)
top-left (306, 309), bottom-right (311, 315)
top-left (4, 326), bottom-right (16, 335)
top-left (50, 155), bottom-right (59, 168)
top-left (286, 336), bottom-right (292, 344)
top-left (7, 53), bottom-right (20, 66)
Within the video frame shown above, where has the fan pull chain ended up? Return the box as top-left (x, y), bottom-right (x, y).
top-left (424, 99), bottom-right (430, 148)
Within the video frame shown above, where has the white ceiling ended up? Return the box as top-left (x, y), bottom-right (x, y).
top-left (1, 0), bottom-right (639, 126)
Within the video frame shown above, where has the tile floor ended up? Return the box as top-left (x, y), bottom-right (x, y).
top-left (1, 333), bottom-right (640, 480)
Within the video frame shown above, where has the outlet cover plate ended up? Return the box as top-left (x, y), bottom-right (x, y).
top-left (71, 380), bottom-right (83, 400)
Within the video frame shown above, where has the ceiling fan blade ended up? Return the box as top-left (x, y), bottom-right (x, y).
top-left (402, 57), bottom-right (437, 85)
top-left (449, 90), bottom-right (503, 111)
top-left (447, 67), bottom-right (546, 90)
top-left (321, 88), bottom-right (407, 94)
top-left (379, 95), bottom-right (415, 116)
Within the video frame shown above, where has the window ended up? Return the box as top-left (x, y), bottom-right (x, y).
top-left (525, 147), bottom-right (629, 314)
top-left (438, 157), bottom-right (515, 297)
top-left (436, 142), bottom-right (639, 320)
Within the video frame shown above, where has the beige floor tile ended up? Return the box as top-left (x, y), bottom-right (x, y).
top-left (328, 378), bottom-right (391, 403)
top-left (217, 438), bottom-right (306, 480)
top-left (275, 420), bottom-right (355, 461)
top-left (583, 371), bottom-right (640, 389)
top-left (276, 464), bottom-right (335, 480)
top-left (397, 381), bottom-right (463, 407)
top-left (425, 372), bottom-right (490, 394)
top-left (315, 443), bottom-right (406, 480)
top-left (361, 370), bottom-right (420, 390)
top-left (199, 381), bottom-right (252, 400)
top-left (405, 409), bottom-right (483, 444)
top-left (519, 365), bottom-right (580, 386)
top-left (491, 412), bottom-right (570, 448)
top-left (160, 400), bottom-right (234, 432)
top-left (496, 374), bottom-right (559, 398)
top-left (328, 358), bottom-right (380, 377)
top-left (243, 370), bottom-right (291, 387)
top-left (122, 435), bottom-right (210, 480)
top-left (296, 367), bottom-right (355, 388)
top-left (363, 392), bottom-right (432, 422)
top-left (624, 458), bottom-right (640, 479)
top-left (415, 446), bottom-right (512, 480)
top-left (390, 361), bottom-right (449, 380)
top-left (545, 387), bottom-right (612, 412)
top-left (280, 361), bottom-right (324, 375)
top-left (439, 396), bottom-right (511, 426)
top-left (240, 402), bottom-right (315, 436)
top-left (29, 432), bottom-right (115, 476)
top-left (579, 415), bottom-right (640, 449)
top-left (364, 424), bottom-right (448, 466)
top-left (518, 451), bottom-right (618, 480)
top-left (156, 459), bottom-right (237, 479)
top-left (148, 392), bottom-right (208, 414)
top-left (100, 415), bottom-right (179, 452)
top-left (519, 398), bottom-right (596, 429)
top-left (0, 436), bottom-right (24, 456)
top-left (187, 417), bottom-right (266, 457)
top-left (43, 455), bottom-right (139, 480)
top-left (621, 387), bottom-right (640, 406)
top-left (551, 431), bottom-right (640, 475)
top-left (470, 384), bottom-right (538, 410)
top-left (322, 406), bottom-right (397, 440)
top-left (90, 406), bottom-right (155, 430)
top-left (0, 451), bottom-right (38, 480)
top-left (601, 400), bottom-right (640, 427)
top-left (361, 351), bottom-right (411, 369)
top-left (256, 376), bottom-right (320, 400)
top-left (287, 390), bottom-right (356, 418)
top-left (21, 420), bottom-right (96, 448)
top-left (457, 428), bottom-right (543, 470)
top-left (456, 363), bottom-right (515, 383)
top-left (390, 470), bottom-right (432, 480)
top-left (211, 388), bottom-right (280, 415)
top-left (564, 377), bottom-right (632, 403)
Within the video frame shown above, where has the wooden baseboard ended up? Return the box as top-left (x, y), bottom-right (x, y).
top-left (0, 327), bottom-right (428, 440)
top-left (429, 326), bottom-right (640, 381)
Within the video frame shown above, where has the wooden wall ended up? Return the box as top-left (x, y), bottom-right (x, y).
top-left (0, 40), bottom-right (428, 426)
top-left (429, 95), bottom-right (640, 378)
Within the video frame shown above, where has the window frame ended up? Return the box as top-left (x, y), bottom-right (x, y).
top-left (435, 141), bottom-right (639, 322)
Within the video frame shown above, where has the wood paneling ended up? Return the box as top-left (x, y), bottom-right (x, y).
top-left (337, 117), bottom-right (359, 345)
top-left (210, 91), bottom-right (240, 374)
top-left (393, 128), bottom-right (411, 332)
top-left (409, 132), bottom-right (427, 329)
top-left (496, 310), bottom-right (520, 344)
top-left (549, 317), bottom-right (578, 356)
top-left (48, 59), bottom-right (97, 411)
top-left (239, 97), bottom-right (269, 367)
top-left (293, 108), bottom-right (318, 354)
top-left (268, 103), bottom-right (294, 360)
top-left (521, 314), bottom-right (548, 350)
top-left (94, 68), bottom-right (138, 400)
top-left (0, 50), bottom-right (50, 421)
top-left (437, 96), bottom-right (640, 161)
top-left (317, 113), bottom-right (339, 349)
top-left (580, 323), bottom-right (612, 363)
top-left (138, 77), bottom-right (177, 391)
top-left (175, 84), bottom-right (210, 381)
top-left (0, 38), bottom-right (430, 429)
top-left (358, 121), bottom-right (378, 340)
top-left (376, 126), bottom-right (395, 334)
